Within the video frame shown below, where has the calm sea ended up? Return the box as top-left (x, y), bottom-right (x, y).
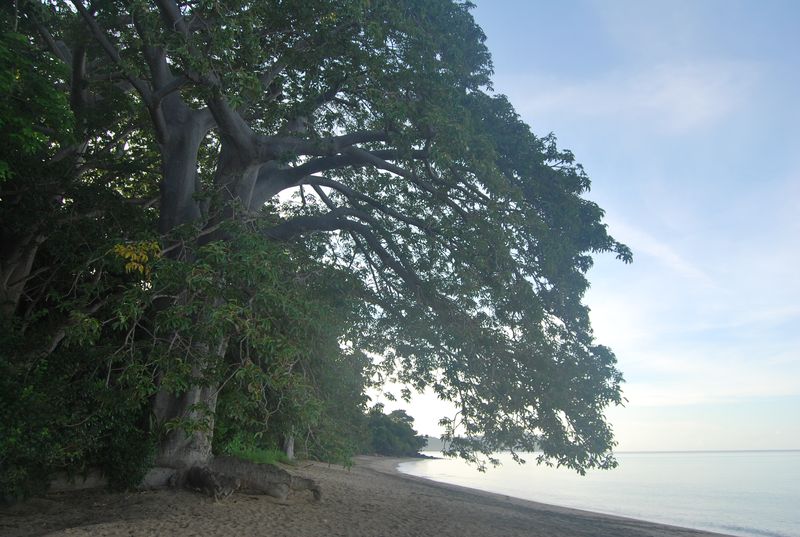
top-left (398, 450), bottom-right (800, 537)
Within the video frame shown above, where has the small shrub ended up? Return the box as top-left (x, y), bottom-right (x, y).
top-left (220, 436), bottom-right (292, 466)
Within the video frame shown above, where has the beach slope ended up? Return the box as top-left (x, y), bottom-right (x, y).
top-left (0, 455), bottom-right (733, 537)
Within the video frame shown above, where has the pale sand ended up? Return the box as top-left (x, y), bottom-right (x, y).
top-left (0, 455), bottom-right (734, 537)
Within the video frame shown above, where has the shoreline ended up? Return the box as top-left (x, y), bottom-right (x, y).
top-left (1, 455), bottom-right (736, 537)
top-left (355, 455), bottom-right (736, 537)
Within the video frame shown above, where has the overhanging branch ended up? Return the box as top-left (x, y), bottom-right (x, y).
top-left (307, 176), bottom-right (433, 235)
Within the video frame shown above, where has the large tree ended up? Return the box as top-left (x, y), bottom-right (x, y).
top-left (12, 0), bottom-right (631, 476)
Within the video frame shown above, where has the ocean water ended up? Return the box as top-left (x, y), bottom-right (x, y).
top-left (398, 450), bottom-right (800, 537)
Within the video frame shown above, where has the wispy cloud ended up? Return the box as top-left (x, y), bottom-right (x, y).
top-left (467, 0), bottom-right (800, 451)
top-left (686, 306), bottom-right (800, 335)
top-left (498, 61), bottom-right (759, 134)
top-left (623, 371), bottom-right (800, 407)
top-left (603, 216), bottom-right (714, 286)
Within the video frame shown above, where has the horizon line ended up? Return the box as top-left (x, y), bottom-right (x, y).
top-left (614, 448), bottom-right (800, 454)
top-left (420, 445), bottom-right (800, 455)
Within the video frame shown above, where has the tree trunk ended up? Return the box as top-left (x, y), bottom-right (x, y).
top-left (282, 435), bottom-right (295, 461)
top-left (151, 104), bottom-right (218, 468)
top-left (157, 109), bottom-right (208, 235)
top-left (151, 108), bottom-right (263, 469)
top-left (153, 336), bottom-right (228, 468)
top-left (153, 384), bottom-right (219, 468)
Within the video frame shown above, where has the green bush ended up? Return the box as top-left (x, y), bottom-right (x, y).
top-left (221, 437), bottom-right (293, 466)
top-left (364, 405), bottom-right (426, 457)
top-left (0, 338), bottom-right (155, 499)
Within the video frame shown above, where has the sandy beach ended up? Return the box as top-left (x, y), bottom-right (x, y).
top-left (0, 456), bottom-right (734, 537)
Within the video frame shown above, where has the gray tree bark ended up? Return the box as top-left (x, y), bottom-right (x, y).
top-left (0, 233), bottom-right (44, 318)
top-left (147, 95), bottom-right (218, 468)
top-left (282, 435), bottom-right (295, 461)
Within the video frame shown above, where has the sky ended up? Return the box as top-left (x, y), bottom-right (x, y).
top-left (376, 0), bottom-right (800, 452)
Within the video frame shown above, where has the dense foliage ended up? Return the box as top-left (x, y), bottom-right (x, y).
top-left (365, 405), bottom-right (427, 457)
top-left (1, 0), bottom-right (630, 499)
top-left (0, 18), bottom-right (158, 498)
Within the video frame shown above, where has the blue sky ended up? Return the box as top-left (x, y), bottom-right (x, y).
top-left (379, 0), bottom-right (800, 451)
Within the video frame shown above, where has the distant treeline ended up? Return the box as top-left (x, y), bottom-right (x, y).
top-left (364, 405), bottom-right (427, 457)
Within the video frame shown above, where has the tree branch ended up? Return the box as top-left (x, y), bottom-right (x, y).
top-left (207, 96), bottom-right (256, 153)
top-left (154, 0), bottom-right (190, 36)
top-left (68, 0), bottom-right (152, 105)
top-left (263, 211), bottom-right (349, 241)
top-left (307, 176), bottom-right (434, 235)
top-left (265, 196), bottom-right (424, 296)
top-left (249, 147), bottom-right (429, 209)
top-left (30, 17), bottom-right (72, 65)
top-left (256, 129), bottom-right (391, 162)
top-left (342, 146), bottom-right (412, 177)
top-left (152, 74), bottom-right (190, 103)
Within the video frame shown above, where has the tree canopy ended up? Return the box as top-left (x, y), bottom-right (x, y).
top-left (1, 0), bottom-right (630, 497)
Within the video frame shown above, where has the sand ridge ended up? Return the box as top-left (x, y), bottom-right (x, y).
top-left (0, 455), bottom-right (735, 537)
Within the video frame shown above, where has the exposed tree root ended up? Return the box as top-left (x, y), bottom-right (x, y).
top-left (168, 457), bottom-right (321, 502)
top-left (211, 456), bottom-right (321, 501)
